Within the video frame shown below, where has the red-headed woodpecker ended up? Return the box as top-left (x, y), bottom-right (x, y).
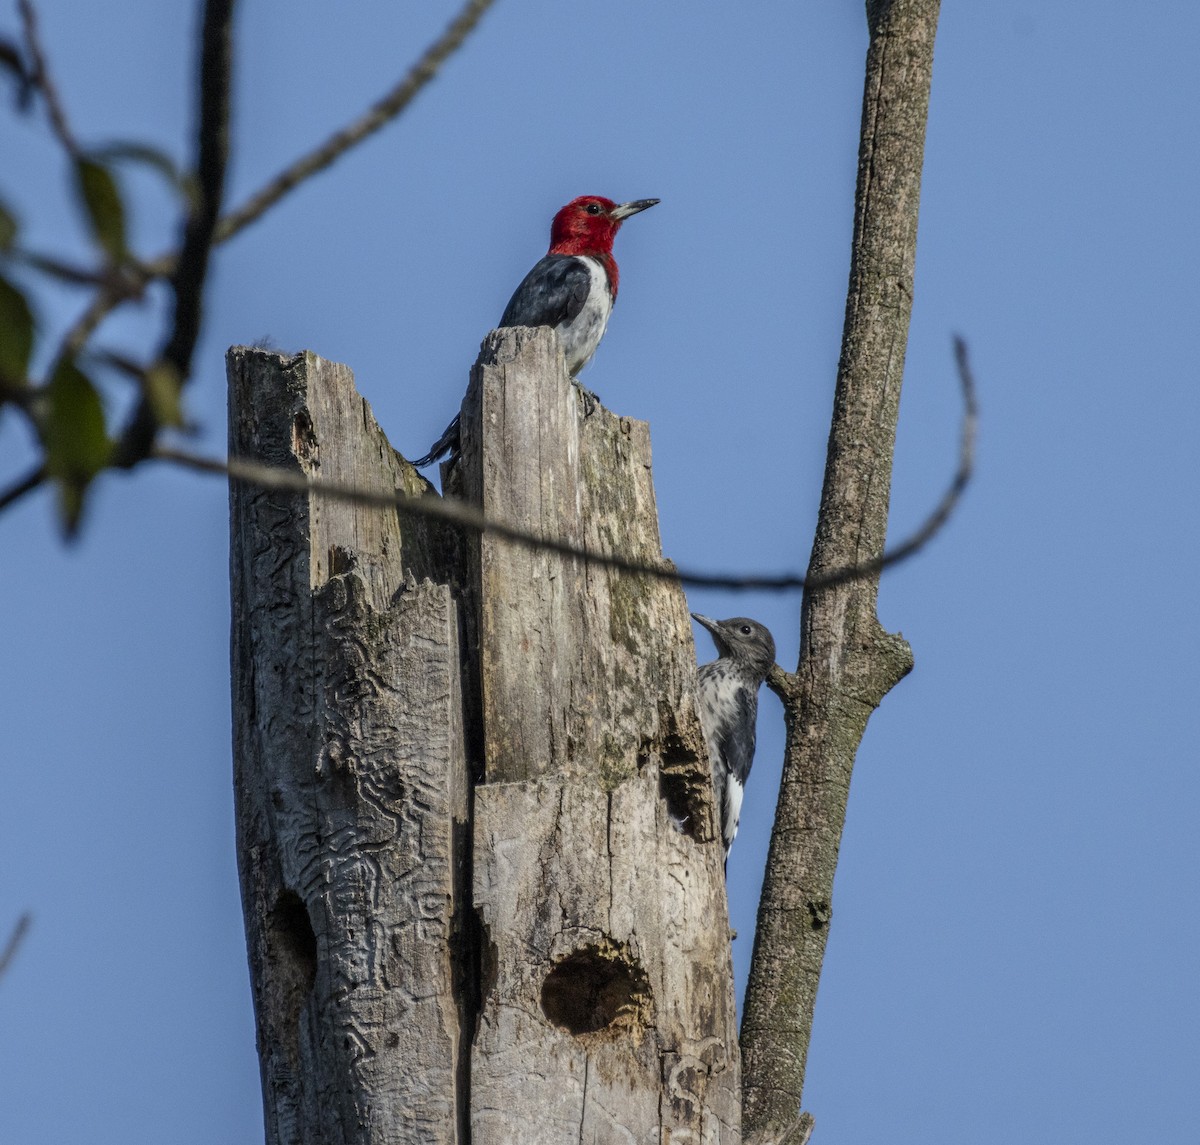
top-left (412, 195), bottom-right (659, 468)
top-left (692, 614), bottom-right (777, 863)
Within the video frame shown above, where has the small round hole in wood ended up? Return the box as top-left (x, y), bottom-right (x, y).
top-left (540, 942), bottom-right (650, 1036)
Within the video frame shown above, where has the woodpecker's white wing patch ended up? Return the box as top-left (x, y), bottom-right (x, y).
top-left (723, 775), bottom-right (744, 857)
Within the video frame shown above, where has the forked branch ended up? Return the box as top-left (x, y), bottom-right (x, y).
top-left (740, 0), bottom-right (944, 1134)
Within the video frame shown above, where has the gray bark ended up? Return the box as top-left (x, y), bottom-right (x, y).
top-left (459, 328), bottom-right (740, 1143)
top-left (230, 332), bottom-right (741, 1143)
top-left (739, 1), bottom-right (941, 1137)
top-left (229, 348), bottom-right (469, 1144)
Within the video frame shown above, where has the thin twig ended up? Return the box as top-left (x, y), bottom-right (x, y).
top-left (0, 463), bottom-right (46, 512)
top-left (211, 0), bottom-right (497, 249)
top-left (151, 339), bottom-right (976, 593)
top-left (0, 913), bottom-right (31, 982)
top-left (39, 266), bottom-right (154, 379)
top-left (32, 0), bottom-right (496, 435)
top-left (804, 334), bottom-right (977, 590)
top-left (50, 284), bottom-right (126, 369)
top-left (15, 3), bottom-right (155, 392)
top-left (18, 0), bottom-right (77, 156)
top-left (6, 247), bottom-right (109, 287)
top-left (84, 348), bottom-right (148, 381)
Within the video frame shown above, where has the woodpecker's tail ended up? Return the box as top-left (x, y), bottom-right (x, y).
top-left (410, 413), bottom-right (461, 469)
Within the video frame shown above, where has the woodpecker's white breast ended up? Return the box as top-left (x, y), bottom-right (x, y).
top-left (697, 667), bottom-right (745, 762)
top-left (558, 256), bottom-right (613, 375)
top-left (696, 662), bottom-right (755, 855)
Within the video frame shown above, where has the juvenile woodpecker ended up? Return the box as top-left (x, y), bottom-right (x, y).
top-left (692, 614), bottom-right (777, 861)
top-left (412, 194), bottom-right (659, 468)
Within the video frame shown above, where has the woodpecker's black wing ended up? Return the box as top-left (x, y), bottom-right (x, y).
top-left (414, 258), bottom-right (594, 468)
top-left (500, 254), bottom-right (593, 329)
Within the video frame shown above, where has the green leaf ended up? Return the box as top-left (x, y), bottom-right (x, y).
top-left (91, 141), bottom-right (199, 209)
top-left (74, 157), bottom-right (127, 261)
top-left (43, 358), bottom-right (111, 536)
top-left (0, 273), bottom-right (35, 384)
top-left (142, 360), bottom-right (185, 428)
top-left (0, 196), bottom-right (17, 250)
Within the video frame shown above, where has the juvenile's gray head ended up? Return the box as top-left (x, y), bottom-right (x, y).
top-left (691, 614), bottom-right (776, 682)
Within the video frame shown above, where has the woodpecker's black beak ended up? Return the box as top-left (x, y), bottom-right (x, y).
top-left (690, 613), bottom-right (726, 652)
top-left (610, 198), bottom-right (660, 220)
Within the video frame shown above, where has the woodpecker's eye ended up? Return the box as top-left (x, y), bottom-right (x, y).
top-left (585, 202), bottom-right (602, 215)
top-left (740, 625), bottom-right (752, 635)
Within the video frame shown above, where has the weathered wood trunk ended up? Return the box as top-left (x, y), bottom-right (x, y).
top-left (459, 328), bottom-right (740, 1143)
top-left (229, 332), bottom-right (741, 1143)
top-left (229, 348), bottom-right (469, 1144)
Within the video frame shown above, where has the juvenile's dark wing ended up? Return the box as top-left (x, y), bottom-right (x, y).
top-left (716, 687), bottom-right (757, 854)
top-left (716, 687), bottom-right (757, 787)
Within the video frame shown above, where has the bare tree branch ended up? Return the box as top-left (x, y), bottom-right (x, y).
top-left (6, 247), bottom-right (110, 286)
top-left (0, 0), bottom-right (502, 521)
top-left (18, 0), bottom-right (77, 156)
top-left (14, 0), bottom-right (497, 466)
top-left (740, 0), bottom-right (943, 1133)
top-left (111, 0), bottom-right (495, 286)
top-left (0, 463), bottom-right (46, 512)
top-left (0, 912), bottom-right (31, 982)
top-left (47, 281), bottom-right (131, 372)
top-left (112, 0), bottom-right (235, 469)
top-left (2, 332), bottom-right (972, 563)
top-left (210, 0), bottom-right (497, 249)
top-left (161, 0), bottom-right (235, 376)
top-left (152, 339), bottom-right (971, 592)
top-left (807, 334), bottom-right (976, 591)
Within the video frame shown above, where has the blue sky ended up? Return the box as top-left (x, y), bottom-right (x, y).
top-left (2, 2), bottom-right (1198, 1142)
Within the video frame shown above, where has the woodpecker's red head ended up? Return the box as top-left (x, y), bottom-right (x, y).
top-left (547, 196), bottom-right (658, 296)
top-left (548, 196), bottom-right (659, 255)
